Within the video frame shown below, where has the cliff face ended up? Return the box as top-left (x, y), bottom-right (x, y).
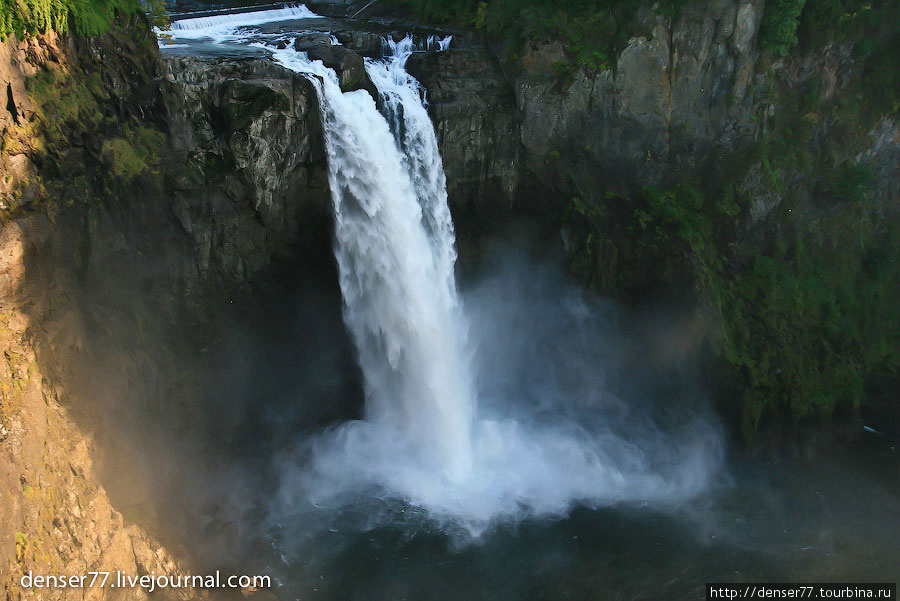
top-left (147, 1), bottom-right (897, 448)
top-left (0, 16), bottom-right (333, 600)
top-left (409, 0), bottom-right (767, 202)
top-left (409, 0), bottom-right (895, 224)
top-left (0, 310), bottom-right (195, 601)
top-left (406, 48), bottom-right (521, 217)
top-left (161, 55), bottom-right (330, 292)
top-left (0, 20), bottom-right (207, 600)
top-left (518, 0), bottom-right (764, 192)
top-left (408, 0), bottom-right (900, 445)
top-left (1, 1), bottom-right (898, 589)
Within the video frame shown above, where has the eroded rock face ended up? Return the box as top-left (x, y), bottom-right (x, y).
top-left (407, 49), bottom-right (520, 213)
top-left (1, 26), bottom-right (333, 600)
top-left (0, 255), bottom-right (198, 601)
top-left (161, 55), bottom-right (331, 290)
top-left (410, 0), bottom-right (768, 203)
top-left (1, 23), bottom-right (204, 600)
top-left (331, 29), bottom-right (384, 57)
top-left (858, 118), bottom-right (900, 214)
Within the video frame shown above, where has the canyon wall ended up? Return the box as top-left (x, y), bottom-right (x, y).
top-left (1, 1), bottom-right (899, 595)
top-left (0, 15), bottom-right (331, 600)
top-left (407, 0), bottom-right (900, 446)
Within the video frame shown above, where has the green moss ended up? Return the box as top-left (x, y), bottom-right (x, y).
top-left (759, 0), bottom-right (807, 56)
top-left (100, 125), bottom-right (165, 181)
top-left (567, 170), bottom-right (899, 442)
top-left (0, 0), bottom-right (169, 40)
top-left (1, 0), bottom-right (125, 39)
top-left (561, 14), bottom-right (900, 442)
top-left (26, 67), bottom-right (105, 138)
top-left (13, 31), bottom-right (168, 196)
top-left (712, 225), bottom-right (899, 439)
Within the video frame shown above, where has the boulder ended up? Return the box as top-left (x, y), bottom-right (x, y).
top-left (294, 36), bottom-right (379, 100)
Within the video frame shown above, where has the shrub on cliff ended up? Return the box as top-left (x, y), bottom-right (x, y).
top-left (759, 0), bottom-right (807, 55)
top-left (0, 0), bottom-right (165, 40)
top-left (101, 126), bottom-right (165, 181)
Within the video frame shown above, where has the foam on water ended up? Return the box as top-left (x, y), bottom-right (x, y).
top-left (162, 4), bottom-right (321, 41)
top-left (427, 34), bottom-right (453, 51)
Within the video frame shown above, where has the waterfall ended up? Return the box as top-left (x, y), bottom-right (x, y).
top-left (427, 34), bottom-right (453, 52)
top-left (269, 43), bottom-right (475, 482)
top-left (165, 5), bottom-right (322, 40)
top-left (366, 36), bottom-right (459, 319)
top-left (262, 37), bottom-right (721, 531)
top-left (169, 5), bottom-right (321, 31)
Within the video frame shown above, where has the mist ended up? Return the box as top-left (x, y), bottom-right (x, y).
top-left (74, 228), bottom-right (897, 600)
top-left (252, 35), bottom-right (726, 539)
top-left (258, 233), bottom-right (722, 542)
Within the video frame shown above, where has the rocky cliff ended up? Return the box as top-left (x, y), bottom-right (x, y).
top-left (409, 0), bottom-right (767, 203)
top-left (406, 0), bottom-right (899, 448)
top-left (161, 54), bottom-right (330, 292)
top-left (0, 14), bottom-right (333, 600)
top-left (1, 2), bottom-right (898, 594)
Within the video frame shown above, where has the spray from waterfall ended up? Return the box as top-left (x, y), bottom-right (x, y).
top-left (265, 37), bottom-right (723, 532)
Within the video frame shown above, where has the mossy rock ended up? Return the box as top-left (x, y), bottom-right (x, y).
top-left (220, 81), bottom-right (291, 132)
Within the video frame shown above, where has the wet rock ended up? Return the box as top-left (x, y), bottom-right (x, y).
top-left (294, 36), bottom-right (379, 99)
top-left (161, 55), bottom-right (332, 285)
top-left (407, 49), bottom-right (520, 211)
top-left (332, 29), bottom-right (385, 57)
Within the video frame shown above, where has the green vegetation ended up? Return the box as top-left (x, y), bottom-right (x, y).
top-left (0, 0), bottom-right (166, 40)
top-left (798, 0), bottom-right (892, 52)
top-left (101, 126), bottom-right (165, 181)
top-left (25, 67), bottom-right (105, 139)
top-left (759, 0), bottom-right (807, 56)
top-left (0, 8), bottom-right (169, 220)
top-left (562, 0), bottom-right (900, 442)
top-left (566, 168), bottom-right (899, 442)
top-left (393, 0), bottom-right (897, 70)
top-left (388, 0), bottom-right (687, 70)
top-left (759, 0), bottom-right (900, 57)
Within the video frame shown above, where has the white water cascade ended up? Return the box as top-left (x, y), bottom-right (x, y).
top-left (169, 5), bottom-right (321, 34)
top-left (266, 38), bottom-right (721, 530)
top-left (269, 40), bottom-right (476, 484)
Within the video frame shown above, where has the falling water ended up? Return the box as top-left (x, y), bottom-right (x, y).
top-left (269, 42), bottom-right (476, 483)
top-left (366, 36), bottom-right (458, 314)
top-left (265, 38), bottom-right (722, 531)
top-left (168, 4), bottom-right (322, 34)
top-left (156, 4), bottom-right (722, 533)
